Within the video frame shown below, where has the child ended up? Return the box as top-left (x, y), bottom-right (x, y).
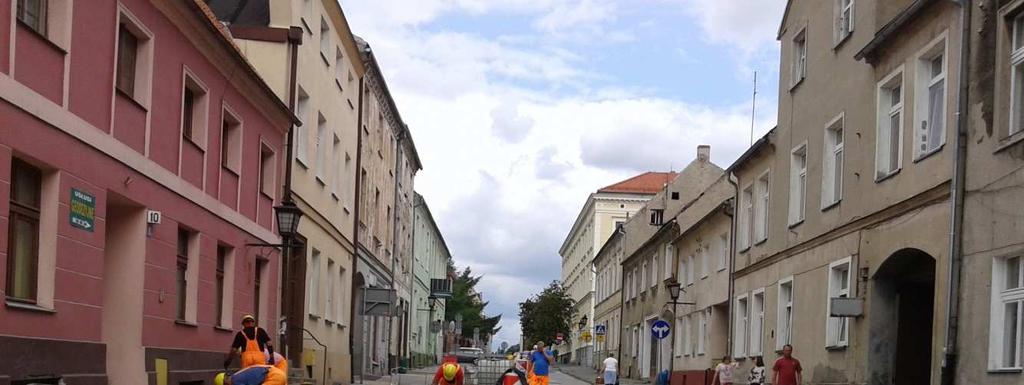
top-left (711, 356), bottom-right (738, 385)
top-left (748, 357), bottom-right (766, 385)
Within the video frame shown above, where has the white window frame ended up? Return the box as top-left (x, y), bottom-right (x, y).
top-left (740, 185), bottom-right (753, 250)
top-left (641, 261), bottom-right (648, 291)
top-left (876, 67), bottom-right (905, 180)
top-left (826, 257), bottom-right (853, 348)
top-left (751, 288), bottom-right (765, 356)
top-left (789, 143), bottom-right (807, 226)
top-left (734, 294), bottom-right (749, 357)
top-left (319, 17), bottom-right (331, 64)
top-left (687, 254), bottom-right (695, 285)
top-left (295, 87), bottom-right (310, 166)
top-left (678, 256), bottom-right (687, 286)
top-left (700, 246), bottom-right (709, 279)
top-left (822, 113), bottom-right (845, 208)
top-left (665, 244), bottom-right (675, 279)
top-left (791, 28), bottom-right (807, 87)
top-left (754, 170), bottom-right (770, 243)
top-left (677, 315), bottom-right (688, 357)
top-left (308, 248), bottom-right (321, 316)
top-left (686, 314), bottom-right (694, 356)
top-left (1011, 12), bottom-right (1024, 136)
top-left (718, 233), bottom-right (729, 272)
top-left (697, 309), bottom-right (707, 355)
top-left (834, 0), bottom-right (855, 45)
top-left (989, 254), bottom-right (1024, 370)
top-left (315, 113), bottom-right (328, 184)
top-left (777, 276), bottom-right (795, 350)
top-left (913, 33), bottom-right (949, 160)
top-left (651, 254), bottom-right (659, 288)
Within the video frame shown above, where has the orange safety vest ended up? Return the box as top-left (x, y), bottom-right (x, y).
top-left (240, 328), bottom-right (265, 368)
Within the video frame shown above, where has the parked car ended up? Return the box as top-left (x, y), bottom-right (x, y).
top-left (456, 347), bottom-right (485, 363)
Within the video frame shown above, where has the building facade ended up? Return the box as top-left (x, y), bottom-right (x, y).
top-left (727, 1), bottom-right (961, 384)
top-left (0, 1), bottom-right (294, 384)
top-left (593, 228), bottom-right (624, 369)
top-left (560, 172), bottom-right (675, 365)
top-left (410, 193), bottom-right (451, 367)
top-left (619, 147), bottom-right (721, 380)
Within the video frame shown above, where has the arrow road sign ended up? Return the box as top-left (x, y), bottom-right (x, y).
top-left (651, 320), bottom-right (671, 340)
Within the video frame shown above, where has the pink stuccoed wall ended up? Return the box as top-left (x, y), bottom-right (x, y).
top-left (0, 0), bottom-right (288, 361)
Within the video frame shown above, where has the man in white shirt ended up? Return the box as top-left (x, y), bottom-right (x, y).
top-left (602, 353), bottom-right (618, 385)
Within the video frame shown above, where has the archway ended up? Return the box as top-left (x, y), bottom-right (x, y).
top-left (867, 248), bottom-right (936, 385)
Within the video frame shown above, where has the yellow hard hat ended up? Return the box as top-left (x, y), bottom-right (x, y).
top-left (214, 372), bottom-right (226, 385)
top-left (442, 363), bottom-right (459, 382)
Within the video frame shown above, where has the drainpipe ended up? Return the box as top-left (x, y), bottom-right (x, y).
top-left (941, 1), bottom-right (970, 385)
top-left (388, 124), bottom-right (406, 369)
top-left (615, 226), bottom-right (626, 376)
top-left (281, 26), bottom-right (303, 366)
top-left (350, 67), bottom-right (365, 385)
top-left (726, 172), bottom-right (739, 357)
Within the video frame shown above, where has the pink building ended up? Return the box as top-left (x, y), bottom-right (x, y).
top-left (0, 1), bottom-right (295, 384)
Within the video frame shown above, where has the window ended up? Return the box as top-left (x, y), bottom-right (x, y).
top-left (215, 245), bottom-right (229, 327)
top-left (677, 256), bottom-right (687, 286)
top-left (181, 75), bottom-right (209, 149)
top-left (735, 295), bottom-right (749, 356)
top-left (326, 259), bottom-right (336, 321)
top-left (700, 246), bottom-right (709, 279)
top-left (718, 233), bottom-right (729, 271)
top-left (686, 314), bottom-right (694, 356)
top-left (17, 0), bottom-right (47, 36)
top-left (641, 260), bottom-right (648, 291)
top-left (740, 186), bottom-right (753, 249)
top-left (876, 70), bottom-right (904, 179)
top-left (335, 48), bottom-right (346, 90)
top-left (789, 144), bottom-right (807, 225)
top-left (697, 309), bottom-right (707, 355)
top-left (827, 259), bottom-right (852, 347)
top-left (6, 159), bottom-right (42, 302)
top-left (315, 114), bottom-right (328, 183)
top-left (176, 228), bottom-right (192, 321)
top-left (991, 256), bottom-right (1024, 369)
top-left (665, 244), bottom-right (674, 277)
top-left (295, 88), bottom-right (310, 165)
top-left (338, 266), bottom-right (347, 323)
top-left (116, 24), bottom-right (138, 95)
top-left (650, 255), bottom-right (659, 288)
top-left (751, 290), bottom-right (765, 355)
top-left (220, 108), bottom-right (241, 173)
top-left (687, 254), bottom-right (695, 285)
top-left (835, 0), bottom-right (854, 44)
top-left (309, 249), bottom-right (321, 315)
top-left (253, 258), bottom-right (266, 323)
top-left (675, 315), bottom-right (686, 356)
top-left (777, 278), bottom-right (794, 350)
top-left (915, 38), bottom-right (947, 158)
top-left (823, 115), bottom-right (844, 207)
top-left (754, 171), bottom-right (770, 243)
top-left (259, 143), bottom-right (275, 197)
top-left (1011, 13), bottom-right (1024, 136)
top-left (319, 18), bottom-right (331, 63)
top-left (792, 29), bottom-right (807, 86)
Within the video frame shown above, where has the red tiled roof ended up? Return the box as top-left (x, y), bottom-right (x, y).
top-left (598, 172), bottom-right (678, 194)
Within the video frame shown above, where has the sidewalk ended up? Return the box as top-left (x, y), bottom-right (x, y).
top-left (556, 365), bottom-right (647, 385)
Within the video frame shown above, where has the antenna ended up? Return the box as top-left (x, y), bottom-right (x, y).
top-left (750, 71), bottom-right (758, 146)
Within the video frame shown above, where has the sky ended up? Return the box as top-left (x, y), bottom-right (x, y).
top-left (342, 0), bottom-right (786, 350)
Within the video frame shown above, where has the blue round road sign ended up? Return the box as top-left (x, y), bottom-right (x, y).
top-left (651, 320), bottom-right (671, 339)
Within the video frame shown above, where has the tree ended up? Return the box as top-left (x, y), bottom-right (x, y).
top-left (519, 281), bottom-right (575, 347)
top-left (445, 266), bottom-right (502, 341)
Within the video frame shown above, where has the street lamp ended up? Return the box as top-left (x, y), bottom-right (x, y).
top-left (248, 201), bottom-right (304, 365)
top-left (578, 315), bottom-right (588, 331)
top-left (274, 201), bottom-right (303, 238)
top-left (667, 281), bottom-right (682, 302)
top-left (665, 279), bottom-right (694, 381)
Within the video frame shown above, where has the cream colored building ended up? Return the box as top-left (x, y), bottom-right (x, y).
top-left (208, 0), bottom-right (366, 383)
top-left (618, 147), bottom-right (722, 380)
top-left (593, 227), bottom-right (624, 369)
top-left (410, 193), bottom-right (451, 367)
top-left (560, 172), bottom-right (675, 365)
top-left (726, 1), bottom-right (962, 384)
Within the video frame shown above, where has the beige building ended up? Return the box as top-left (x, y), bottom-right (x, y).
top-left (353, 36), bottom-right (422, 379)
top-left (726, 1), bottom-right (962, 384)
top-left (208, 0), bottom-right (366, 383)
top-left (619, 147), bottom-right (722, 380)
top-left (560, 172), bottom-right (676, 365)
top-left (593, 228), bottom-right (624, 369)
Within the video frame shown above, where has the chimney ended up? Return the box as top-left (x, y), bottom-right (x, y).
top-left (697, 145), bottom-right (711, 162)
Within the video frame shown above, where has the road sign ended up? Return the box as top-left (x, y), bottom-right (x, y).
top-left (70, 188), bottom-right (95, 232)
top-left (595, 325), bottom-right (606, 336)
top-left (651, 320), bottom-right (671, 340)
top-left (596, 335), bottom-right (605, 343)
top-left (556, 333), bottom-right (564, 343)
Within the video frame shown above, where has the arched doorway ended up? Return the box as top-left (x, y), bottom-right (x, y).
top-left (867, 248), bottom-right (936, 385)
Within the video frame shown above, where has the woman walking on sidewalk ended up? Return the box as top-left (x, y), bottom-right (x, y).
top-left (747, 357), bottom-right (766, 385)
top-left (602, 353), bottom-right (618, 385)
top-left (711, 356), bottom-right (738, 385)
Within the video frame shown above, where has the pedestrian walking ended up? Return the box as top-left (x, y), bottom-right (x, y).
top-left (747, 357), bottom-right (766, 385)
top-left (526, 342), bottom-right (554, 385)
top-left (602, 353), bottom-right (618, 385)
top-left (772, 345), bottom-right (803, 385)
top-left (223, 315), bottom-right (274, 370)
top-left (711, 356), bottom-right (738, 385)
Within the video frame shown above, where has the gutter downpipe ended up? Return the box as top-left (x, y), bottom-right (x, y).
top-left (726, 172), bottom-right (739, 357)
top-left (615, 225), bottom-right (626, 377)
top-left (942, 1), bottom-right (970, 385)
top-left (281, 26), bottom-right (302, 366)
top-left (350, 68), bottom-right (366, 384)
top-left (389, 126), bottom-right (405, 367)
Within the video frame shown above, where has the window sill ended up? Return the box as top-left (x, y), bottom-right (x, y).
top-left (825, 344), bottom-right (848, 351)
top-left (309, 313), bottom-right (320, 320)
top-left (913, 144), bottom-right (944, 163)
top-left (332, 192), bottom-right (340, 201)
top-left (788, 219), bottom-right (804, 229)
top-left (789, 77), bottom-right (805, 92)
top-left (300, 18), bottom-right (312, 35)
top-left (17, 19), bottom-right (68, 55)
top-left (754, 238), bottom-right (768, 246)
top-left (6, 300), bottom-right (56, 314)
top-left (116, 87), bottom-right (148, 111)
top-left (995, 130), bottom-right (1024, 154)
top-left (336, 323), bottom-right (346, 330)
top-left (874, 168), bottom-right (901, 184)
top-left (296, 157), bottom-right (309, 169)
top-left (343, 206), bottom-right (351, 214)
top-left (821, 199), bottom-right (841, 212)
top-left (336, 79), bottom-right (344, 93)
top-left (325, 319), bottom-right (335, 326)
top-left (315, 176), bottom-right (326, 186)
top-left (222, 165), bottom-right (239, 178)
top-left (987, 368), bottom-right (1023, 374)
top-left (260, 191), bottom-right (274, 200)
top-left (320, 51), bottom-right (331, 66)
top-left (833, 32), bottom-right (852, 51)
top-left (183, 136), bottom-right (205, 153)
top-left (215, 325), bottom-right (234, 333)
top-left (174, 320), bottom-right (198, 328)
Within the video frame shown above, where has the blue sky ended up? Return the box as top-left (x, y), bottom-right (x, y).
top-left (343, 0), bottom-right (786, 350)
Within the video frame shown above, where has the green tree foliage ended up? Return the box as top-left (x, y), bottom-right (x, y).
top-left (519, 281), bottom-right (575, 347)
top-left (445, 266), bottom-right (502, 339)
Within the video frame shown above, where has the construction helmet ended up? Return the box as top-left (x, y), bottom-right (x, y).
top-left (442, 363), bottom-right (459, 382)
top-left (214, 372), bottom-right (226, 385)
top-left (241, 315), bottom-right (255, 324)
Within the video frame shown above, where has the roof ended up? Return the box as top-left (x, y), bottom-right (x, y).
top-left (598, 172), bottom-right (678, 194)
top-left (726, 127), bottom-right (776, 173)
top-left (854, 0), bottom-right (938, 62)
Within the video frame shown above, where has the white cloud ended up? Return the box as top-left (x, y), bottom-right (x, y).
top-left (681, 0), bottom-right (786, 54)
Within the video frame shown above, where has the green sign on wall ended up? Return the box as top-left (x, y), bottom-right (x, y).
top-left (70, 188), bottom-right (95, 232)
